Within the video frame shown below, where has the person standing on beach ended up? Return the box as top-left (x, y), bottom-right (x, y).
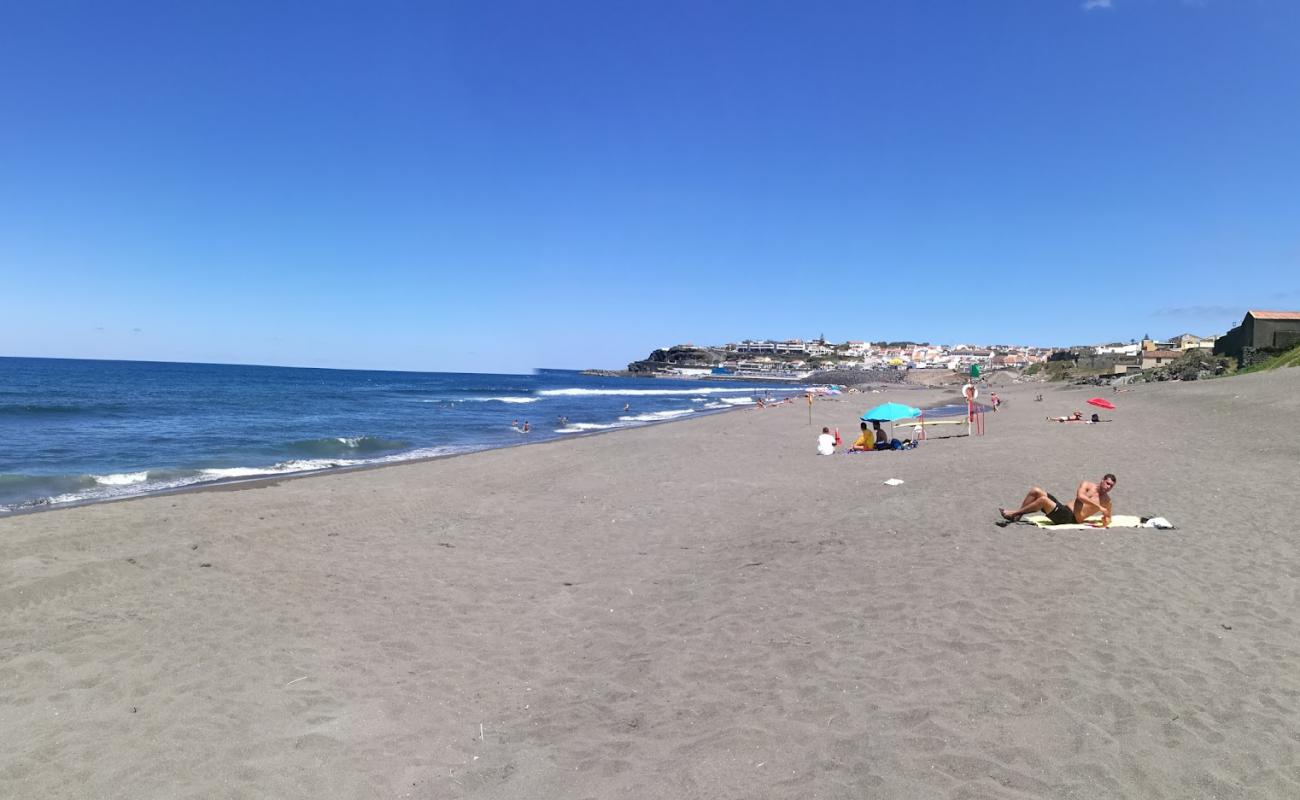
top-left (999, 474), bottom-right (1116, 526)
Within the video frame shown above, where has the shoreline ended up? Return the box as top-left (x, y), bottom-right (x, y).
top-left (0, 400), bottom-right (762, 518)
top-left (0, 377), bottom-right (957, 518)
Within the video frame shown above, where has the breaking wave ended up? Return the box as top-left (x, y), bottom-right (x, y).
top-left (285, 436), bottom-right (410, 457)
top-left (92, 471), bottom-right (149, 486)
top-left (539, 387), bottom-right (761, 397)
top-left (618, 410), bottom-right (694, 422)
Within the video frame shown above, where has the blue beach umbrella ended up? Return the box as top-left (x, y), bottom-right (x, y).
top-left (861, 402), bottom-right (922, 422)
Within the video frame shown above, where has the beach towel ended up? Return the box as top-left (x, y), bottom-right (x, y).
top-left (1009, 513), bottom-right (1175, 530)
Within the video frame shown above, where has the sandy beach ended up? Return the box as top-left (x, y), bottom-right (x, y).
top-left (3, 369), bottom-right (1299, 799)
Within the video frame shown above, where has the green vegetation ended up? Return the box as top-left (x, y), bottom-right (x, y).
top-left (1027, 359), bottom-right (1121, 383)
top-left (1237, 343), bottom-right (1300, 374)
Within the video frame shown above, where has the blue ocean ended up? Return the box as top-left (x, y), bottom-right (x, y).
top-left (0, 357), bottom-right (804, 514)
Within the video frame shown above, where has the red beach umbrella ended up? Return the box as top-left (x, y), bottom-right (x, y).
top-left (1087, 397), bottom-right (1116, 410)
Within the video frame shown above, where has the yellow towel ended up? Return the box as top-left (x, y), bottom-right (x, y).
top-left (1021, 513), bottom-right (1146, 530)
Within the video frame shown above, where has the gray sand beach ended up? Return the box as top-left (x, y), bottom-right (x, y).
top-left (3, 370), bottom-right (1299, 798)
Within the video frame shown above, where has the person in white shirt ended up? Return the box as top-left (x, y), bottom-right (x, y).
top-left (816, 426), bottom-right (836, 455)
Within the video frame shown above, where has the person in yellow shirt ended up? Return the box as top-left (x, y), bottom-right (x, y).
top-left (847, 421), bottom-right (874, 452)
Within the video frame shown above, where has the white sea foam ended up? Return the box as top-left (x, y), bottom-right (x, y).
top-left (200, 459), bottom-right (362, 479)
top-left (10, 447), bottom-right (494, 514)
top-left (92, 471), bottom-right (149, 486)
top-left (718, 397), bottom-right (756, 406)
top-left (538, 387), bottom-right (760, 397)
top-left (618, 410), bottom-right (694, 422)
top-left (556, 422), bottom-right (624, 433)
top-left (702, 402), bottom-right (730, 409)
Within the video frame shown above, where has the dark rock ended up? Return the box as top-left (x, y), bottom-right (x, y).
top-left (806, 368), bottom-right (905, 386)
top-left (627, 345), bottom-right (729, 373)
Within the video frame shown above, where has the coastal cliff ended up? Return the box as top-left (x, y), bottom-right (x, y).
top-left (626, 345), bottom-right (729, 374)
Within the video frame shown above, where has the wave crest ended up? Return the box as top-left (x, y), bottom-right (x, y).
top-left (538, 387), bottom-right (765, 397)
top-left (285, 436), bottom-right (409, 457)
top-left (618, 410), bottom-right (694, 422)
top-left (92, 471), bottom-right (149, 486)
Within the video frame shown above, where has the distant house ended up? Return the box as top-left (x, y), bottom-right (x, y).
top-left (1097, 343), bottom-right (1142, 356)
top-left (1140, 337), bottom-right (1175, 352)
top-left (1214, 310), bottom-right (1300, 362)
top-left (1140, 349), bottom-right (1182, 369)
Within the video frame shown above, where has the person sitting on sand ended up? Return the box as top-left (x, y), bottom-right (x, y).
top-left (999, 474), bottom-right (1115, 526)
top-left (816, 426), bottom-right (836, 456)
top-left (1047, 411), bottom-right (1085, 422)
top-left (848, 422), bottom-right (873, 452)
top-left (871, 420), bottom-right (892, 450)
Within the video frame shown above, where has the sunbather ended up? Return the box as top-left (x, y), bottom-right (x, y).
top-left (1047, 411), bottom-right (1085, 422)
top-left (816, 427), bottom-right (836, 456)
top-left (999, 474), bottom-right (1115, 526)
top-left (871, 421), bottom-right (892, 450)
top-left (847, 422), bottom-right (873, 452)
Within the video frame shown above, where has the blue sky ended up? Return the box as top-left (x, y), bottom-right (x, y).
top-left (2, 0), bottom-right (1297, 372)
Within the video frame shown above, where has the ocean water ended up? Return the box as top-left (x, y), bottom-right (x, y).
top-left (0, 358), bottom-right (804, 514)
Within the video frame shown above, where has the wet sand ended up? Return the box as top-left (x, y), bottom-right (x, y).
top-left (3, 369), bottom-right (1299, 798)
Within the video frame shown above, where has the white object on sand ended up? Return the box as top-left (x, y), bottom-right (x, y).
top-left (883, 478), bottom-right (904, 486)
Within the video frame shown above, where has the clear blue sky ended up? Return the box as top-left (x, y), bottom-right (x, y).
top-left (2, 0), bottom-right (1297, 372)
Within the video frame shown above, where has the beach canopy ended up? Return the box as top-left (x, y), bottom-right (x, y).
top-left (1087, 397), bottom-right (1116, 410)
top-left (861, 402), bottom-right (923, 422)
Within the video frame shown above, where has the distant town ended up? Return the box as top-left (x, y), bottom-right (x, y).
top-left (620, 310), bottom-right (1300, 382)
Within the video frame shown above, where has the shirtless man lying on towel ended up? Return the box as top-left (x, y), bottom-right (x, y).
top-left (999, 474), bottom-right (1115, 526)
